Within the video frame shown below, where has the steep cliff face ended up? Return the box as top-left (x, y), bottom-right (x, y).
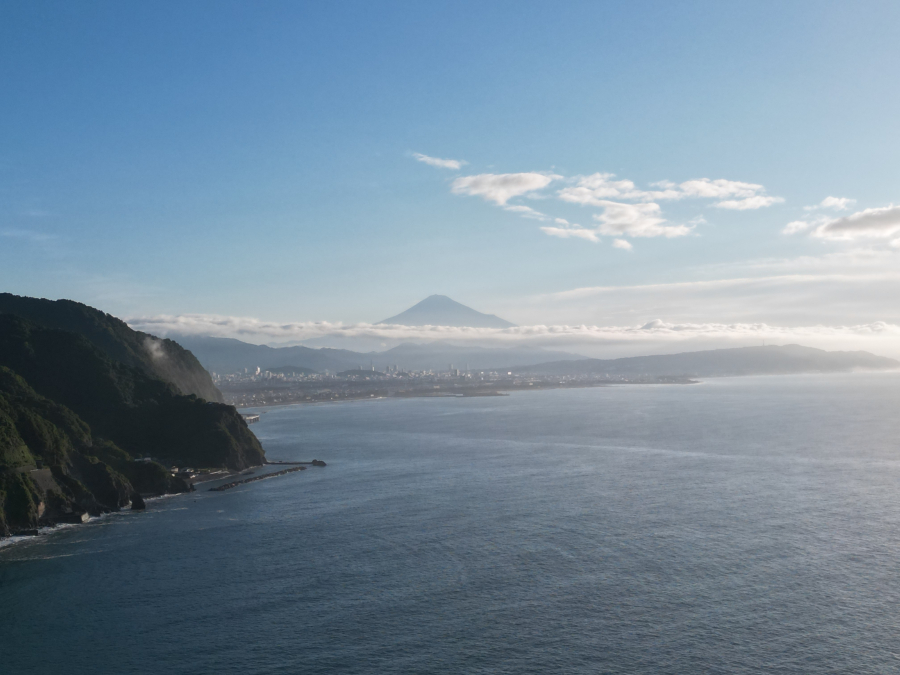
top-left (0, 309), bottom-right (266, 536)
top-left (0, 315), bottom-right (264, 470)
top-left (0, 367), bottom-right (137, 535)
top-left (0, 293), bottom-right (223, 403)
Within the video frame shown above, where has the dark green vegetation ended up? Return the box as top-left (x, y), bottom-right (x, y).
top-left (0, 293), bottom-right (223, 402)
top-left (518, 344), bottom-right (900, 377)
top-left (0, 297), bottom-right (265, 536)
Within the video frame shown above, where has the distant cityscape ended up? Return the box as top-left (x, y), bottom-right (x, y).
top-left (213, 365), bottom-right (692, 408)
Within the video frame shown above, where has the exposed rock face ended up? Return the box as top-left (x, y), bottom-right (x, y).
top-left (0, 297), bottom-right (267, 535)
top-left (0, 470), bottom-right (42, 535)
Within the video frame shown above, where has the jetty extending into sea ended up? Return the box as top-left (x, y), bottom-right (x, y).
top-left (209, 460), bottom-right (327, 492)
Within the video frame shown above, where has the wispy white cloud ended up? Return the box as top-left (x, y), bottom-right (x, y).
top-left (612, 238), bottom-right (633, 251)
top-left (503, 204), bottom-right (550, 221)
top-left (715, 195), bottom-right (784, 210)
top-left (592, 201), bottom-right (693, 238)
top-left (412, 152), bottom-right (467, 170)
top-left (550, 173), bottom-right (780, 240)
top-left (543, 271), bottom-right (900, 301)
top-left (708, 246), bottom-right (899, 275)
top-left (451, 172), bottom-right (560, 205)
top-left (430, 162), bottom-right (782, 243)
top-left (675, 179), bottom-right (784, 210)
top-left (805, 196), bottom-right (856, 211)
top-left (0, 228), bottom-right (57, 242)
top-left (539, 226), bottom-right (599, 242)
top-left (557, 173), bottom-right (646, 206)
top-left (524, 266), bottom-right (900, 346)
top-left (678, 178), bottom-right (763, 200)
top-left (556, 175), bottom-right (782, 209)
top-left (783, 220), bottom-right (815, 235)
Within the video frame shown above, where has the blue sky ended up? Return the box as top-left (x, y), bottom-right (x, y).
top-left (2, 1), bottom-right (900, 354)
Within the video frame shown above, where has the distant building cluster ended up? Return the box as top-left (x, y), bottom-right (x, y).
top-left (210, 364), bottom-right (686, 409)
top-left (212, 364), bottom-right (497, 386)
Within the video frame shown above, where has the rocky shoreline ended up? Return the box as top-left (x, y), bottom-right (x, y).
top-left (0, 460), bottom-right (327, 545)
top-left (0, 296), bottom-right (267, 540)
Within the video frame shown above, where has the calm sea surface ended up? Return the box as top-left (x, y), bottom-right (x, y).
top-left (2, 374), bottom-right (900, 674)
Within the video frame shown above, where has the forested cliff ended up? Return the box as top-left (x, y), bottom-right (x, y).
top-left (0, 296), bottom-right (265, 536)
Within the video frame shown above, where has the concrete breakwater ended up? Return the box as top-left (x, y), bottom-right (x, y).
top-left (209, 465), bottom-right (308, 491)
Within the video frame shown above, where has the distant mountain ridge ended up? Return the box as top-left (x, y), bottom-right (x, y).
top-left (378, 295), bottom-right (516, 328)
top-left (517, 344), bottom-right (900, 377)
top-left (166, 336), bottom-right (900, 378)
top-left (171, 335), bottom-right (582, 374)
top-left (168, 336), bottom-right (367, 375)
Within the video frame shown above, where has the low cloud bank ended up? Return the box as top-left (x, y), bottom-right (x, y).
top-left (129, 313), bottom-right (900, 358)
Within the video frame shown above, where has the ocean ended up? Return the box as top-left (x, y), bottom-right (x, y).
top-left (2, 373), bottom-right (900, 674)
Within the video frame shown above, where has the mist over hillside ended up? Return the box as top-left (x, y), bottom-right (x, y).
top-left (0, 293), bottom-right (222, 403)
